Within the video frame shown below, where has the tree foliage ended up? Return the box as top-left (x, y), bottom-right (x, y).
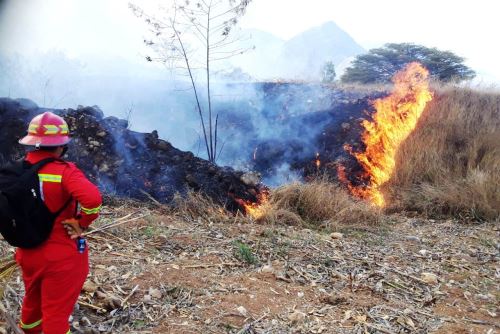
top-left (341, 43), bottom-right (476, 84)
top-left (321, 61), bottom-right (336, 83)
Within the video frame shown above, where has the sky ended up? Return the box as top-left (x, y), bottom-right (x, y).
top-left (0, 0), bottom-right (499, 83)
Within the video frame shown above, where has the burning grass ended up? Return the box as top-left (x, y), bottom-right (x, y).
top-left (385, 86), bottom-right (500, 221)
top-left (258, 179), bottom-right (382, 227)
top-left (340, 62), bottom-right (433, 207)
top-left (169, 181), bottom-right (381, 229)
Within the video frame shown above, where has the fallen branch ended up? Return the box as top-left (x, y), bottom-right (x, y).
top-left (139, 190), bottom-right (166, 208)
top-left (463, 317), bottom-right (500, 329)
top-left (84, 213), bottom-right (149, 236)
top-left (121, 284), bottom-right (139, 307)
top-left (183, 262), bottom-right (241, 269)
top-left (77, 300), bottom-right (107, 313)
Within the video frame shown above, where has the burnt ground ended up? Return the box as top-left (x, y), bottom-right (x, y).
top-left (0, 98), bottom-right (262, 210)
top-left (1, 201), bottom-right (498, 333)
top-left (0, 84), bottom-right (385, 207)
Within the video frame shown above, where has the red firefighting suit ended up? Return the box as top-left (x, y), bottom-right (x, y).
top-left (14, 150), bottom-right (102, 334)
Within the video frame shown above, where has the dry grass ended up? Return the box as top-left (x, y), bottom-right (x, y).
top-left (171, 191), bottom-right (233, 223)
top-left (169, 184), bottom-right (381, 228)
top-left (259, 180), bottom-right (381, 227)
top-left (385, 86), bottom-right (500, 221)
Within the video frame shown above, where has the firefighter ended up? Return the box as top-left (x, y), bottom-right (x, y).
top-left (15, 112), bottom-right (102, 334)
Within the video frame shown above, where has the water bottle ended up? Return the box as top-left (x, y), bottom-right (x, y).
top-left (77, 237), bottom-right (86, 254)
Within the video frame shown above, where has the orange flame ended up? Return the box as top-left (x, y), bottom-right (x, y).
top-left (235, 190), bottom-right (269, 219)
top-left (315, 152), bottom-right (321, 169)
top-left (342, 62), bottom-right (433, 206)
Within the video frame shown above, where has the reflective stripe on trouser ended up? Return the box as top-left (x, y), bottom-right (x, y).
top-left (19, 318), bottom-right (42, 329)
top-left (19, 250), bottom-right (88, 334)
top-left (81, 204), bottom-right (101, 215)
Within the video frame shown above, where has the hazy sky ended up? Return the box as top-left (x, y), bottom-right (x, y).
top-left (1, 0), bottom-right (499, 83)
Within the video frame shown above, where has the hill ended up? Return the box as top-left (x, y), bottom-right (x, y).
top-left (232, 22), bottom-right (365, 80)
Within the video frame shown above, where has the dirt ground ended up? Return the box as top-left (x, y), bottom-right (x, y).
top-left (1, 201), bottom-right (498, 333)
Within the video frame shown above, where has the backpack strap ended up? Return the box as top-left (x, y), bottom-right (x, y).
top-left (54, 196), bottom-right (73, 217)
top-left (19, 157), bottom-right (58, 183)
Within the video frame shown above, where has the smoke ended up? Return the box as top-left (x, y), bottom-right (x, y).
top-left (0, 49), bottom-right (375, 186)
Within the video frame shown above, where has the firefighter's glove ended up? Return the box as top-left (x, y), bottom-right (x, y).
top-left (62, 218), bottom-right (83, 240)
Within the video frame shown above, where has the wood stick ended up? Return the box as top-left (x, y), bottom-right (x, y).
top-left (139, 190), bottom-right (165, 208)
top-left (121, 285), bottom-right (139, 307)
top-left (78, 300), bottom-right (107, 312)
top-left (183, 262), bottom-right (241, 269)
top-left (84, 214), bottom-right (149, 236)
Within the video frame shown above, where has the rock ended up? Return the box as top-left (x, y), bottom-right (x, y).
top-left (260, 264), bottom-right (275, 274)
top-left (82, 280), bottom-right (99, 293)
top-left (81, 317), bottom-right (92, 326)
top-left (157, 140), bottom-right (171, 151)
top-left (288, 310), bottom-right (306, 324)
top-left (322, 294), bottom-right (348, 305)
top-left (96, 131), bottom-right (107, 138)
top-left (236, 305), bottom-right (248, 317)
top-left (149, 287), bottom-right (162, 299)
top-left (185, 174), bottom-right (198, 187)
top-left (418, 249), bottom-right (428, 256)
top-left (99, 163), bottom-right (109, 173)
top-left (421, 272), bottom-right (438, 285)
top-left (406, 236), bottom-right (421, 243)
top-left (330, 232), bottom-right (344, 239)
top-left (240, 172), bottom-right (261, 187)
top-left (103, 295), bottom-right (121, 310)
top-left (475, 293), bottom-right (494, 301)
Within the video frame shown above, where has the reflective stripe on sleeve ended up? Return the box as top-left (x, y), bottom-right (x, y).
top-left (38, 173), bottom-right (62, 183)
top-left (81, 204), bottom-right (102, 215)
top-left (20, 319), bottom-right (42, 329)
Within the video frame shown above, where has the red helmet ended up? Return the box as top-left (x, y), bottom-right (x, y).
top-left (19, 112), bottom-right (71, 147)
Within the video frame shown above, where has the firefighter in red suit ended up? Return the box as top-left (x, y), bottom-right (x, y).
top-left (15, 112), bottom-right (102, 334)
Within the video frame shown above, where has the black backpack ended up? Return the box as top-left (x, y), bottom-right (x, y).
top-left (0, 158), bottom-right (71, 248)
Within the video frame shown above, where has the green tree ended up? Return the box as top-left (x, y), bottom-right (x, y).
top-left (321, 61), bottom-right (336, 83)
top-left (341, 43), bottom-right (476, 84)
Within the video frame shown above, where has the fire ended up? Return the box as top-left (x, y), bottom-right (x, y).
top-left (342, 62), bottom-right (433, 206)
top-left (315, 152), bottom-right (321, 169)
top-left (234, 189), bottom-right (269, 219)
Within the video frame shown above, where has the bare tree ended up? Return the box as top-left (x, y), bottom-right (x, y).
top-left (130, 0), bottom-right (252, 163)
